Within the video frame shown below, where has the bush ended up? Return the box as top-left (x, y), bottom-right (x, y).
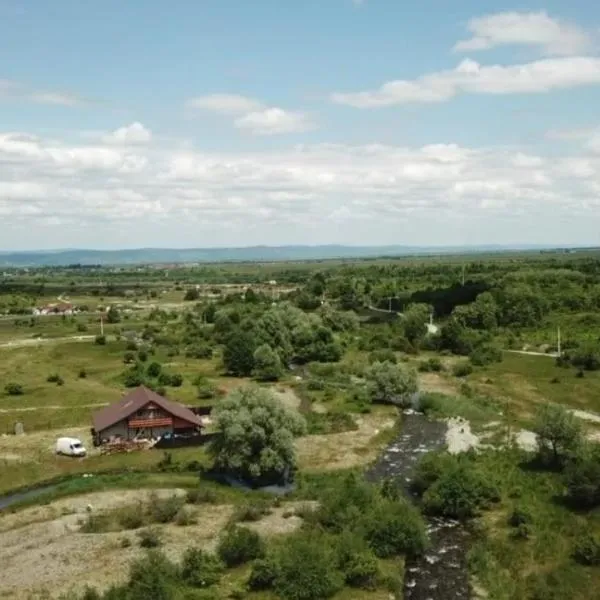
top-left (180, 547), bottom-right (224, 587)
top-left (469, 344), bottom-right (503, 366)
top-left (235, 500), bottom-right (272, 522)
top-left (148, 493), bottom-right (185, 523)
top-left (123, 351), bottom-right (136, 364)
top-left (146, 361), bottom-right (162, 378)
top-left (117, 505), bottom-right (146, 530)
top-left (79, 513), bottom-right (111, 533)
top-left (368, 349), bottom-right (398, 364)
top-left (125, 340), bottom-right (138, 351)
top-left (137, 349), bottom-right (148, 362)
top-left (422, 462), bottom-right (500, 520)
top-left (248, 556), bottom-right (279, 591)
top-left (78, 368), bottom-right (87, 379)
top-left (127, 550), bottom-right (176, 599)
top-left (186, 344), bottom-right (213, 359)
top-left (217, 526), bottom-right (265, 567)
top-left (137, 528), bottom-right (162, 548)
top-left (362, 499), bottom-right (428, 558)
top-left (94, 334), bottom-right (106, 345)
top-left (273, 534), bottom-right (343, 600)
top-left (418, 357), bottom-right (443, 372)
top-left (175, 507), bottom-right (197, 526)
top-left (336, 533), bottom-right (379, 589)
top-left (508, 506), bottom-right (533, 528)
top-left (565, 449), bottom-right (600, 509)
top-left (186, 487), bottom-right (218, 504)
top-left (47, 373), bottom-right (64, 385)
top-left (452, 361), bottom-right (473, 377)
top-left (76, 322), bottom-right (88, 332)
top-left (573, 534), bottom-right (600, 566)
top-left (4, 382), bottom-right (24, 396)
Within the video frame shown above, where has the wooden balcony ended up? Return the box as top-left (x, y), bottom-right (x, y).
top-left (128, 417), bottom-right (172, 428)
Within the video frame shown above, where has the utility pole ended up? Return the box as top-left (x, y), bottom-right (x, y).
top-left (461, 264), bottom-right (466, 286)
top-left (100, 316), bottom-right (104, 336)
top-left (557, 326), bottom-right (561, 358)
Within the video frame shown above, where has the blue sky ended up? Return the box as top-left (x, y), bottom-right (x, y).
top-left (1, 0), bottom-right (600, 249)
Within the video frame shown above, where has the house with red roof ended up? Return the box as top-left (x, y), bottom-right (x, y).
top-left (92, 386), bottom-right (204, 444)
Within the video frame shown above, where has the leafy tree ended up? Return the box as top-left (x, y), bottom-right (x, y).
top-left (402, 303), bottom-right (431, 346)
top-left (126, 550), bottom-right (177, 600)
top-left (469, 343), bottom-right (503, 366)
top-left (533, 403), bottom-right (583, 465)
top-left (573, 535), bottom-right (600, 566)
top-left (210, 386), bottom-right (306, 486)
top-left (184, 288), bottom-right (200, 301)
top-left (106, 306), bottom-right (121, 324)
top-left (94, 334), bottom-right (106, 345)
top-left (146, 361), bottom-right (162, 378)
top-left (253, 344), bottom-right (284, 381)
top-left (222, 329), bottom-right (258, 376)
top-left (565, 447), bottom-right (600, 509)
top-left (364, 361), bottom-right (418, 407)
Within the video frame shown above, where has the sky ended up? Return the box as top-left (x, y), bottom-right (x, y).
top-left (1, 0), bottom-right (600, 250)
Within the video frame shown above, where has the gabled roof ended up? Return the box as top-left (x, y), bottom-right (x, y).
top-left (93, 385), bottom-right (203, 432)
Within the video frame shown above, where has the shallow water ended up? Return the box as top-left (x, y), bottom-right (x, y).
top-left (367, 412), bottom-right (471, 600)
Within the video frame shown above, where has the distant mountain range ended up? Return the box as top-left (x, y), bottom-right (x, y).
top-left (0, 244), bottom-right (591, 267)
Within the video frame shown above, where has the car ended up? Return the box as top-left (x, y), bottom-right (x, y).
top-left (55, 437), bottom-right (87, 457)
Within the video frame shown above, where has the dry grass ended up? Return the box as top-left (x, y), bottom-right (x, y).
top-left (296, 413), bottom-right (395, 471)
top-left (0, 489), bottom-right (235, 599)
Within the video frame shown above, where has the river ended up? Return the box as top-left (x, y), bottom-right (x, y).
top-left (367, 412), bottom-right (471, 599)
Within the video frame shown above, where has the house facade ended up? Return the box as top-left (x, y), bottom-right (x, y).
top-left (92, 386), bottom-right (204, 444)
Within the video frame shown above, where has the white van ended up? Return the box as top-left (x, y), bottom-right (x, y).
top-left (56, 437), bottom-right (86, 457)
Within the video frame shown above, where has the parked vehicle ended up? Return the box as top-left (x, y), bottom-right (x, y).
top-left (55, 437), bottom-right (86, 457)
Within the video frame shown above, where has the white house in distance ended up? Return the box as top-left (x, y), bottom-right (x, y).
top-left (33, 302), bottom-right (76, 316)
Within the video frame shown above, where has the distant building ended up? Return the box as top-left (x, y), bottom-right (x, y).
top-left (33, 302), bottom-right (75, 316)
top-left (92, 386), bottom-right (205, 444)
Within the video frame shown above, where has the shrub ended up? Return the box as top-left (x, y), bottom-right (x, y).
top-left (235, 500), bottom-right (272, 522)
top-left (47, 373), bottom-right (64, 385)
top-left (137, 349), bottom-right (148, 362)
top-left (169, 373), bottom-right (183, 387)
top-left (418, 357), bottom-right (443, 372)
top-left (186, 488), bottom-right (218, 504)
top-left (362, 499), bottom-right (428, 558)
top-left (175, 507), bottom-right (197, 526)
top-left (469, 344), bottom-right (503, 366)
top-left (123, 351), bottom-right (136, 364)
top-left (79, 513), bottom-right (111, 533)
top-left (368, 349), bottom-right (398, 364)
top-left (273, 534), bottom-right (343, 600)
top-left (148, 494), bottom-right (185, 523)
top-left (565, 449), bottom-right (600, 509)
top-left (186, 344), bottom-right (213, 359)
top-left (196, 378), bottom-right (217, 400)
top-left (125, 340), bottom-right (138, 351)
top-left (452, 361), bottom-right (473, 377)
top-left (127, 550), bottom-right (176, 599)
top-left (123, 369), bottom-right (145, 388)
top-left (94, 334), bottom-right (106, 345)
top-left (217, 526), bottom-right (265, 567)
top-left (137, 528), bottom-right (162, 548)
top-left (508, 506), bottom-right (533, 528)
top-left (180, 547), bottom-right (224, 587)
top-left (422, 463), bottom-right (500, 520)
top-left (78, 368), bottom-right (87, 379)
top-left (336, 533), bottom-right (379, 589)
top-left (146, 361), bottom-right (162, 378)
top-left (4, 382), bottom-right (24, 396)
top-left (573, 534), bottom-right (600, 566)
top-left (248, 556), bottom-right (279, 591)
top-left (76, 322), bottom-right (88, 332)
top-left (119, 536), bottom-right (132, 548)
top-left (117, 505), bottom-right (146, 530)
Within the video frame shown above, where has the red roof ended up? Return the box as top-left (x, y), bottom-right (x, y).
top-left (92, 386), bottom-right (203, 432)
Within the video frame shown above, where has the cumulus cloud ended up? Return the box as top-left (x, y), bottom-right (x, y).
top-left (454, 11), bottom-right (594, 56)
top-left (186, 94), bottom-right (264, 115)
top-left (102, 122), bottom-right (152, 145)
top-left (2, 127), bottom-right (600, 248)
top-left (185, 93), bottom-right (315, 135)
top-left (331, 56), bottom-right (600, 107)
top-left (234, 108), bottom-right (315, 135)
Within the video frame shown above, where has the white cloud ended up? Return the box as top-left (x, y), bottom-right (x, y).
top-left (102, 122), bottom-right (152, 145)
top-left (234, 108), bottom-right (315, 135)
top-left (454, 11), bottom-right (593, 56)
top-left (185, 94), bottom-right (264, 115)
top-left (331, 56), bottom-right (600, 107)
top-left (0, 80), bottom-right (88, 106)
top-left (2, 128), bottom-right (600, 249)
top-left (185, 94), bottom-right (315, 135)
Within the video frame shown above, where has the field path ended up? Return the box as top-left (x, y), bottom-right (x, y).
top-left (0, 335), bottom-right (99, 349)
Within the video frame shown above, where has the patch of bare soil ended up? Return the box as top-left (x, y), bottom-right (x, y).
top-left (296, 414), bottom-right (395, 471)
top-left (0, 489), bottom-right (234, 599)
